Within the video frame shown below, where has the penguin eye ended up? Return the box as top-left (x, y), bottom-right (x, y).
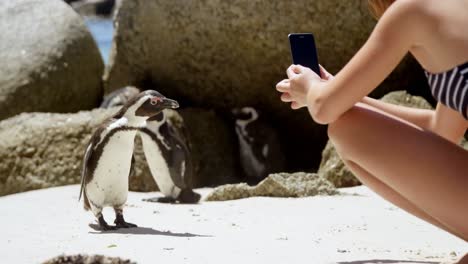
top-left (150, 97), bottom-right (163, 105)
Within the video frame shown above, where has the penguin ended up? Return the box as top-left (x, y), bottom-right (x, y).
top-left (79, 90), bottom-right (179, 230)
top-left (100, 86), bottom-right (200, 204)
top-left (139, 113), bottom-right (201, 204)
top-left (100, 86), bottom-right (140, 109)
top-left (232, 107), bottom-right (285, 184)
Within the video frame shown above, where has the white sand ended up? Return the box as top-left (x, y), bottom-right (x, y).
top-left (0, 185), bottom-right (465, 264)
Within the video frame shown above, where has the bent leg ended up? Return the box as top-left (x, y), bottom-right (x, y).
top-left (114, 206), bottom-right (137, 228)
top-left (328, 103), bottom-right (468, 241)
top-left (344, 159), bottom-right (460, 237)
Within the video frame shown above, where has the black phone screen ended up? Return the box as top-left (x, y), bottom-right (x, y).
top-left (288, 33), bottom-right (320, 75)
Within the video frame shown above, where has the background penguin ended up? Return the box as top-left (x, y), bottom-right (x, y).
top-left (139, 113), bottom-right (200, 204)
top-left (80, 90), bottom-right (179, 230)
top-left (100, 86), bottom-right (200, 204)
top-left (232, 107), bottom-right (286, 184)
top-left (100, 86), bottom-right (140, 109)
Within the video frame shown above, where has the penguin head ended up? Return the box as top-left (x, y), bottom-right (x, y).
top-left (116, 90), bottom-right (179, 121)
top-left (232, 107), bottom-right (258, 125)
top-left (135, 90), bottom-right (179, 117)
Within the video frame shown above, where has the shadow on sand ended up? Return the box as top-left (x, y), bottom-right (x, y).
top-left (88, 224), bottom-right (212, 237)
top-left (337, 260), bottom-right (439, 264)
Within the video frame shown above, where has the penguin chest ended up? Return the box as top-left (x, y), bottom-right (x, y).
top-left (88, 130), bottom-right (137, 206)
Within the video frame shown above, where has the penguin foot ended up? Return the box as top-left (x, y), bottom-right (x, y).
top-left (143, 196), bottom-right (177, 203)
top-left (178, 189), bottom-right (201, 204)
top-left (114, 214), bottom-right (137, 228)
top-left (98, 216), bottom-right (118, 231)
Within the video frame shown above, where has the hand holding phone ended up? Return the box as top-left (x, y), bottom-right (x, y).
top-left (288, 33), bottom-right (320, 76)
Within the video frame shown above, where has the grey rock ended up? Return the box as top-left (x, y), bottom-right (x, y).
top-left (318, 140), bottom-right (361, 188)
top-left (43, 254), bottom-right (135, 264)
top-left (205, 172), bottom-right (338, 201)
top-left (380, 90), bottom-right (433, 109)
top-left (69, 0), bottom-right (117, 17)
top-left (0, 108), bottom-right (116, 196)
top-left (103, 0), bottom-right (429, 171)
top-left (179, 108), bottom-right (241, 187)
top-left (0, 0), bottom-right (103, 121)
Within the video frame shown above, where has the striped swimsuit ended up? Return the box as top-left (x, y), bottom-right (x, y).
top-left (424, 62), bottom-right (468, 120)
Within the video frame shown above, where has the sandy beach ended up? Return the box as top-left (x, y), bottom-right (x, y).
top-left (0, 185), bottom-right (465, 264)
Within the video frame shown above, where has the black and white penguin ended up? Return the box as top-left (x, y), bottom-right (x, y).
top-left (79, 90), bottom-right (179, 230)
top-left (100, 86), bottom-right (140, 109)
top-left (139, 113), bottom-right (200, 204)
top-left (232, 107), bottom-right (285, 184)
top-left (100, 86), bottom-right (200, 204)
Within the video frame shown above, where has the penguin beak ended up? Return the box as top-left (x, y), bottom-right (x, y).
top-left (162, 98), bottom-right (179, 109)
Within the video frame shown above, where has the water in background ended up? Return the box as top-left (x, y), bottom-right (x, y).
top-left (85, 18), bottom-right (113, 64)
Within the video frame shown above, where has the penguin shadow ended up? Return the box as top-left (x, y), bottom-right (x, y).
top-left (88, 224), bottom-right (212, 237)
top-left (336, 260), bottom-right (439, 264)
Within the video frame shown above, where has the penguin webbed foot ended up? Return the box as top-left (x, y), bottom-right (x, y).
top-left (114, 214), bottom-right (137, 228)
top-left (98, 215), bottom-right (118, 231)
top-left (178, 189), bottom-right (201, 204)
top-left (143, 196), bottom-right (177, 203)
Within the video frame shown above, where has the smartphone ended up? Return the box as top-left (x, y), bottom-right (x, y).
top-left (288, 33), bottom-right (320, 75)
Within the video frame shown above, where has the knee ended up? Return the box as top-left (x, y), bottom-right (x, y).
top-left (327, 105), bottom-right (362, 142)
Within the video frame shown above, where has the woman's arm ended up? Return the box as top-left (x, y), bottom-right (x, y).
top-left (304, 1), bottom-right (427, 124)
top-left (361, 98), bottom-right (467, 143)
top-left (360, 96), bottom-right (434, 129)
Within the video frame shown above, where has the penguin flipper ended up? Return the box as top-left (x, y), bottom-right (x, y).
top-left (79, 121), bottom-right (110, 202)
top-left (79, 143), bottom-right (92, 202)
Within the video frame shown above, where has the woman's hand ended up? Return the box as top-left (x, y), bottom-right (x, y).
top-left (275, 64), bottom-right (333, 110)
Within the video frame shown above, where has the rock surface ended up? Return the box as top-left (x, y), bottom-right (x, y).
top-left (318, 141), bottom-right (361, 188)
top-left (68, 0), bottom-right (118, 17)
top-left (317, 91), bottom-right (460, 188)
top-left (179, 108), bottom-right (241, 187)
top-left (43, 254), bottom-right (135, 264)
top-left (0, 108), bottom-right (117, 196)
top-left (1, 185), bottom-right (466, 264)
top-left (205, 172), bottom-right (337, 201)
top-left (104, 0), bottom-right (429, 171)
top-left (0, 0), bottom-right (104, 121)
top-left (0, 107), bottom-right (240, 196)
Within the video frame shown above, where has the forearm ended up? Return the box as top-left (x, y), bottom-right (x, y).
top-left (360, 96), bottom-right (434, 130)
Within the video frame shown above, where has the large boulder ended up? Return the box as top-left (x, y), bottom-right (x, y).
top-left (0, 109), bottom-right (116, 196)
top-left (318, 91), bottom-right (467, 188)
top-left (104, 0), bottom-right (429, 171)
top-left (0, 0), bottom-right (104, 121)
top-left (68, 0), bottom-right (118, 17)
top-left (178, 108), bottom-right (241, 187)
top-left (205, 172), bottom-right (337, 201)
top-left (0, 107), bottom-right (240, 196)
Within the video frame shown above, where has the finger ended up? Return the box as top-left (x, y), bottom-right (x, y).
top-left (290, 101), bottom-right (301, 110)
top-left (319, 64), bottom-right (333, 80)
top-left (294, 64), bottom-right (307, 74)
top-left (275, 80), bottom-right (290, 92)
top-left (286, 65), bottom-right (300, 79)
top-left (280, 93), bottom-right (292, 102)
top-left (291, 102), bottom-right (303, 110)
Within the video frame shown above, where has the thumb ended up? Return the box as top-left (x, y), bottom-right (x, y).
top-left (286, 64), bottom-right (303, 78)
top-left (319, 64), bottom-right (333, 80)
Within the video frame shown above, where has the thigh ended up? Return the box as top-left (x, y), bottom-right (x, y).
top-left (328, 103), bottom-right (468, 239)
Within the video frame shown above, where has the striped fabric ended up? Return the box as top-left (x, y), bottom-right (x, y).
top-left (424, 62), bottom-right (468, 120)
